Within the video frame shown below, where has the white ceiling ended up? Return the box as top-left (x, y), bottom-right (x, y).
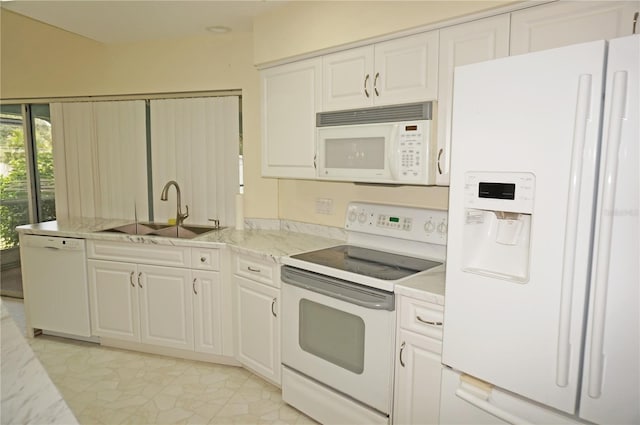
top-left (1, 0), bottom-right (287, 44)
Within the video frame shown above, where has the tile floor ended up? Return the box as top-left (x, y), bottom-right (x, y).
top-left (1, 297), bottom-right (316, 425)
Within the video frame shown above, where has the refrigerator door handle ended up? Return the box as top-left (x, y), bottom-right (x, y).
top-left (556, 74), bottom-right (593, 388)
top-left (455, 387), bottom-right (533, 424)
top-left (587, 70), bottom-right (628, 399)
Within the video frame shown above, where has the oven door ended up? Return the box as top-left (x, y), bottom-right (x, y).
top-left (281, 266), bottom-right (395, 414)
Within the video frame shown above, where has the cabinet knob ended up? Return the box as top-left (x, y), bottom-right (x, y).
top-left (200, 256), bottom-right (207, 263)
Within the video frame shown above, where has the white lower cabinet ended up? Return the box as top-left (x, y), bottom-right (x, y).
top-left (233, 253), bottom-right (281, 385)
top-left (138, 264), bottom-right (193, 350)
top-left (393, 295), bottom-right (444, 425)
top-left (87, 240), bottom-right (223, 355)
top-left (192, 270), bottom-right (223, 354)
top-left (88, 259), bottom-right (141, 342)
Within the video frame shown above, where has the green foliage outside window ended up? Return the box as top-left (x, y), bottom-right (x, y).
top-left (0, 119), bottom-right (55, 249)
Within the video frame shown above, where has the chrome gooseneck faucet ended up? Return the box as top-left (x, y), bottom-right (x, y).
top-left (160, 180), bottom-right (189, 226)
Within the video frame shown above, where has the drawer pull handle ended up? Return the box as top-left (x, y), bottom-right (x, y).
top-left (399, 341), bottom-right (406, 367)
top-left (271, 298), bottom-right (277, 317)
top-left (417, 316), bottom-right (442, 326)
top-left (193, 278), bottom-right (198, 295)
top-left (138, 272), bottom-right (143, 288)
top-left (129, 271), bottom-right (135, 288)
top-left (247, 266), bottom-right (261, 273)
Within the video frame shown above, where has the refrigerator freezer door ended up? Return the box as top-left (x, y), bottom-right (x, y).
top-left (579, 34), bottom-right (639, 425)
top-left (442, 40), bottom-right (607, 413)
top-left (440, 368), bottom-right (583, 424)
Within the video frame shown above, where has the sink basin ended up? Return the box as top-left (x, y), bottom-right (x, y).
top-left (99, 222), bottom-right (221, 239)
top-left (150, 224), bottom-right (218, 239)
top-left (100, 222), bottom-right (173, 235)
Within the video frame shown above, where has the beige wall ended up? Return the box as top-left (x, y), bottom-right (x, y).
top-left (2, 1), bottom-right (515, 227)
top-left (1, 9), bottom-right (278, 220)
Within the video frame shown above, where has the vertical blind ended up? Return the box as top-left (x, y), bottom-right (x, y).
top-left (150, 96), bottom-right (240, 226)
top-left (51, 101), bottom-right (147, 220)
top-left (50, 96), bottom-right (240, 226)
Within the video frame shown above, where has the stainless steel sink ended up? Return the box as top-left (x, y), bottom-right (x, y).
top-left (150, 224), bottom-right (219, 239)
top-left (98, 222), bottom-right (221, 239)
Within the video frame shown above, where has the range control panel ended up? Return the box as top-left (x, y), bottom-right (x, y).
top-left (345, 202), bottom-right (448, 245)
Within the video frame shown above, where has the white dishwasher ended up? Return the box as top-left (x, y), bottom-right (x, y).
top-left (20, 234), bottom-right (91, 338)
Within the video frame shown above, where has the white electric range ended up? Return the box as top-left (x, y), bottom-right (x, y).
top-left (280, 202), bottom-right (447, 424)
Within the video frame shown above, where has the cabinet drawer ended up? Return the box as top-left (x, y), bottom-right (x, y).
top-left (234, 254), bottom-right (278, 287)
top-left (191, 248), bottom-right (220, 271)
top-left (399, 296), bottom-right (444, 341)
top-left (88, 240), bottom-right (190, 267)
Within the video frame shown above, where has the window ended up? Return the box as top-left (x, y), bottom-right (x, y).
top-left (0, 104), bottom-right (54, 274)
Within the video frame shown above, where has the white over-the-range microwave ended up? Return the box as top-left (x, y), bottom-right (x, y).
top-left (316, 101), bottom-right (436, 185)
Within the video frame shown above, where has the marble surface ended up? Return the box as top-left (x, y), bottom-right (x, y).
top-left (1, 299), bottom-right (79, 424)
top-left (395, 265), bottom-right (446, 305)
top-left (16, 218), bottom-right (345, 261)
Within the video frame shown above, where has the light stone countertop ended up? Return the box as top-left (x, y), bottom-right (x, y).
top-left (0, 299), bottom-right (79, 425)
top-left (16, 218), bottom-right (345, 261)
top-left (394, 265), bottom-right (446, 305)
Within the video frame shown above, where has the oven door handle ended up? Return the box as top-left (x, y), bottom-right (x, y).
top-left (282, 266), bottom-right (395, 311)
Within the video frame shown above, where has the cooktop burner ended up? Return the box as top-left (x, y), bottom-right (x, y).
top-left (290, 245), bottom-right (442, 281)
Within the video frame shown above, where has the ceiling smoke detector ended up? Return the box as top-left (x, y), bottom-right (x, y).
top-left (206, 25), bottom-right (231, 34)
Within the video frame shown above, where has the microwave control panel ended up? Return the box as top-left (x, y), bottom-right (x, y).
top-left (397, 122), bottom-right (427, 181)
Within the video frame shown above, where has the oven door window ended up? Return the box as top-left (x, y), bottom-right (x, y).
top-left (299, 299), bottom-right (365, 374)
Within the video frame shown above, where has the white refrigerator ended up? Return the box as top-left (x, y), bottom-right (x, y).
top-left (441, 35), bottom-right (639, 424)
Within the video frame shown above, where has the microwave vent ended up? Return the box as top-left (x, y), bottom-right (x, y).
top-left (317, 102), bottom-right (433, 127)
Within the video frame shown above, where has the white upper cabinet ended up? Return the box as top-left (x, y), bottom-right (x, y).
top-left (322, 31), bottom-right (439, 111)
top-left (435, 14), bottom-right (510, 186)
top-left (261, 57), bottom-right (322, 179)
top-left (510, 1), bottom-right (639, 55)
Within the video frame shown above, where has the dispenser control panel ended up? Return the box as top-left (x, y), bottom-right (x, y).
top-left (464, 172), bottom-right (535, 213)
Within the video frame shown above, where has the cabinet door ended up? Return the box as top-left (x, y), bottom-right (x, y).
top-left (234, 275), bottom-right (281, 384)
top-left (87, 259), bottom-right (139, 342)
top-left (394, 329), bottom-right (443, 425)
top-left (138, 264), bottom-right (194, 350)
top-left (436, 15), bottom-right (510, 186)
top-left (261, 58), bottom-right (322, 179)
top-left (192, 270), bottom-right (223, 355)
top-left (322, 46), bottom-right (374, 111)
top-left (374, 31), bottom-right (439, 106)
top-left (510, 1), bottom-right (638, 55)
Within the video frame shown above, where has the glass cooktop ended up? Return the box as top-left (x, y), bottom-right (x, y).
top-left (290, 245), bottom-right (442, 281)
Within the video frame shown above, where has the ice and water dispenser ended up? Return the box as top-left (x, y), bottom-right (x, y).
top-left (461, 172), bottom-right (534, 283)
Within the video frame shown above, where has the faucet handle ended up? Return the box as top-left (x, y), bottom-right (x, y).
top-left (208, 218), bottom-right (220, 229)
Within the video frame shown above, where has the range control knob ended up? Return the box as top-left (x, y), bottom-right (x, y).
top-left (348, 210), bottom-right (357, 222)
top-left (357, 212), bottom-right (367, 223)
top-left (437, 221), bottom-right (448, 235)
top-left (424, 220), bottom-right (435, 233)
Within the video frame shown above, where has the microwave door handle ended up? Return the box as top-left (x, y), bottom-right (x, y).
top-left (388, 124), bottom-right (400, 179)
